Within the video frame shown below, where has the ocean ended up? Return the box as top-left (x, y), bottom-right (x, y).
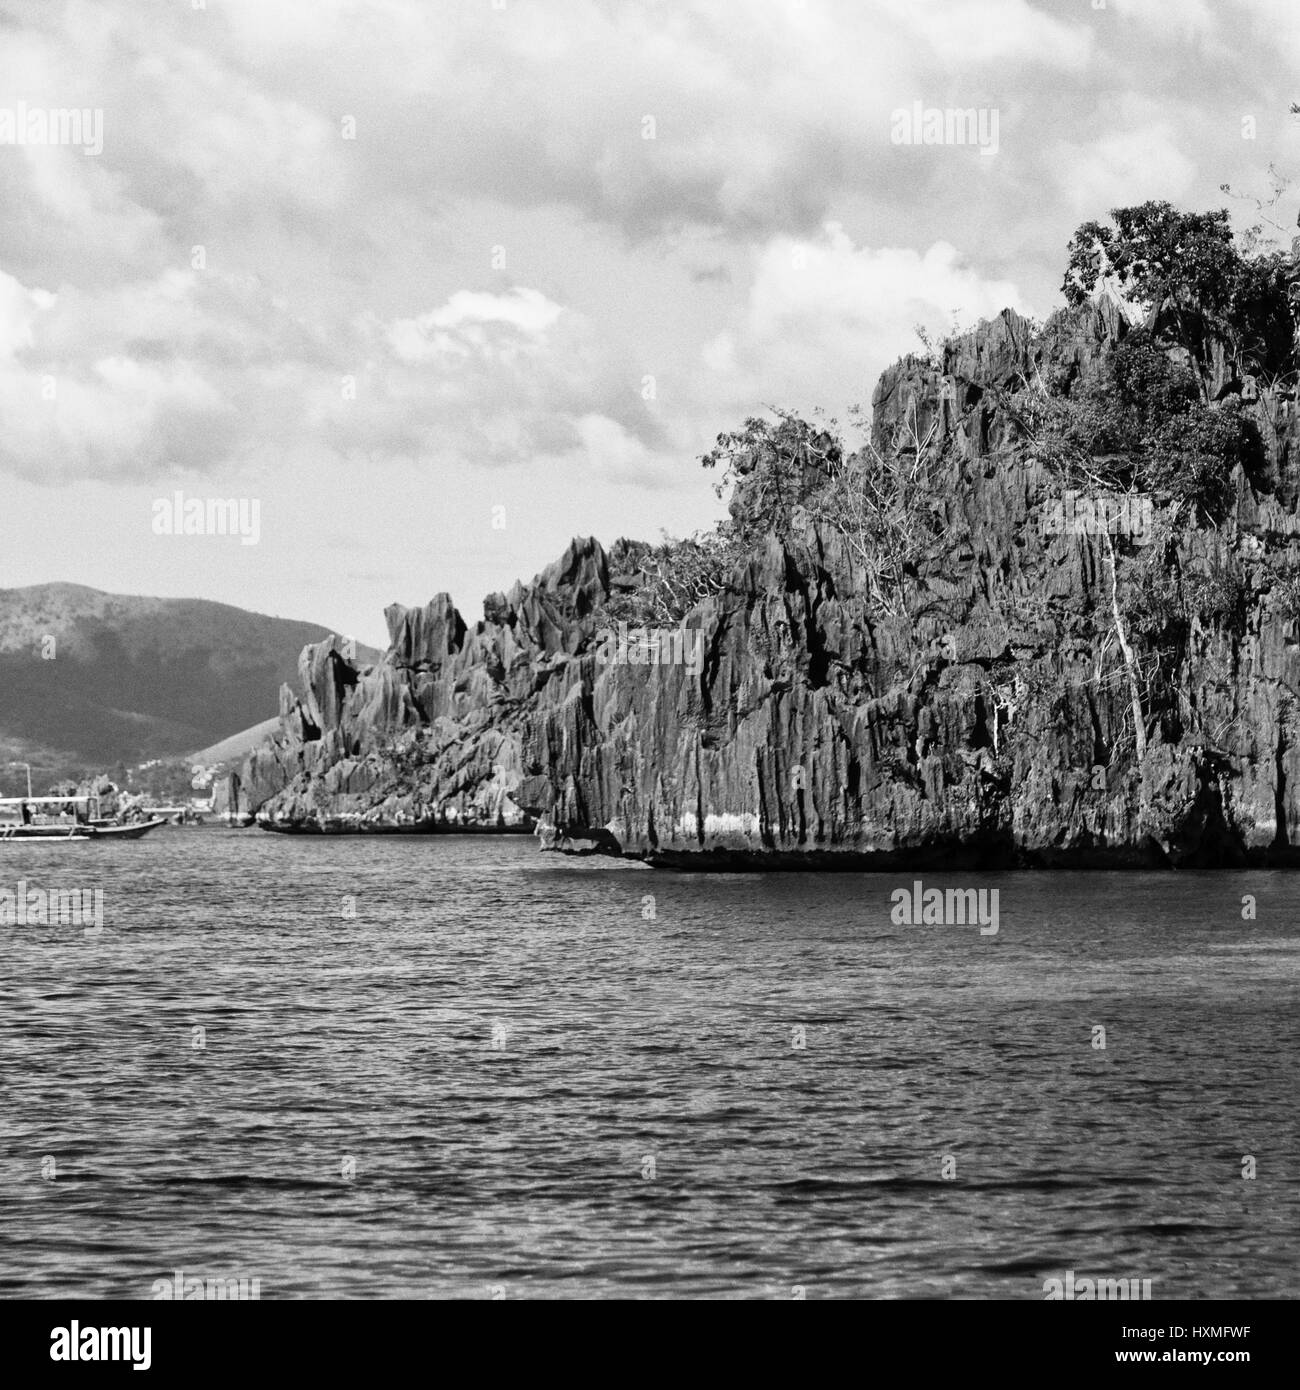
top-left (0, 832), bottom-right (1295, 1299)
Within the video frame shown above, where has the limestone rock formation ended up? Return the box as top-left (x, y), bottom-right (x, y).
top-left (239, 301), bottom-right (1300, 866)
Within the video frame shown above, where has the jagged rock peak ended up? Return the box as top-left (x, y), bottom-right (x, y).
top-left (384, 595), bottom-right (466, 669)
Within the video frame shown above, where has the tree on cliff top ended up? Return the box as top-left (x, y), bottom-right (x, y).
top-left (701, 408), bottom-right (841, 546)
top-left (1062, 200), bottom-right (1291, 400)
top-left (592, 409), bottom-right (845, 627)
top-left (1027, 333), bottom-right (1258, 524)
top-left (701, 403), bottom-right (947, 621)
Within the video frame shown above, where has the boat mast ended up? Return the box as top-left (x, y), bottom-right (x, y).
top-left (3, 762), bottom-right (34, 799)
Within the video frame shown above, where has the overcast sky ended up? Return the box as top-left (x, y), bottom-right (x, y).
top-left (1, 0), bottom-right (1298, 645)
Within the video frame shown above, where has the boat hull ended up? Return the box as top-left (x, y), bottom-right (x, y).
top-left (0, 819), bottom-right (168, 842)
top-left (87, 819), bottom-right (169, 840)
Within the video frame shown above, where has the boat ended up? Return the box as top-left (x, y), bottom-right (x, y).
top-left (0, 820), bottom-right (167, 841)
top-left (138, 804), bottom-right (206, 825)
top-left (257, 813), bottom-right (535, 835)
top-left (0, 796), bottom-right (168, 842)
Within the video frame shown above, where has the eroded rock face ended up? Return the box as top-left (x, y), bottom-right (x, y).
top-left (237, 538), bottom-right (614, 831)
top-left (240, 304), bottom-right (1300, 865)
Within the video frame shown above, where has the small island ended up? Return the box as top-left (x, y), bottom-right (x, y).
top-left (229, 202), bottom-right (1300, 869)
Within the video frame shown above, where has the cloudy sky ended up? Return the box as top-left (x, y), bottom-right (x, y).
top-left (1, 0), bottom-right (1298, 644)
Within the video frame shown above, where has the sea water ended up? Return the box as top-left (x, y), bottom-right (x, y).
top-left (0, 833), bottom-right (1295, 1298)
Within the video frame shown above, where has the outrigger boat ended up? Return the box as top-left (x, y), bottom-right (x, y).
top-left (0, 796), bottom-right (167, 842)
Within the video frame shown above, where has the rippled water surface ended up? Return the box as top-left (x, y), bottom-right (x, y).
top-left (1, 831), bottom-right (1296, 1298)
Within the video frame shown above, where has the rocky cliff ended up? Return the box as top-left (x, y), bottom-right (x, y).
top-left (237, 298), bottom-right (1300, 867)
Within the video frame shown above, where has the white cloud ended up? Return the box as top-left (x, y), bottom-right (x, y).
top-left (1105, 0), bottom-right (1219, 40)
top-left (0, 352), bottom-right (236, 481)
top-left (879, 0), bottom-right (1093, 68)
top-left (0, 270), bottom-right (55, 357)
top-left (385, 288), bottom-right (567, 364)
top-left (703, 223), bottom-right (1030, 424)
top-left (572, 412), bottom-right (677, 488)
top-left (1054, 122), bottom-right (1198, 216)
top-left (428, 289), bottom-right (564, 336)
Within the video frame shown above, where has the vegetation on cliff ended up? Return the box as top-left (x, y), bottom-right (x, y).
top-left (599, 199), bottom-right (1292, 651)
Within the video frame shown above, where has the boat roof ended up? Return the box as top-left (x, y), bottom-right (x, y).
top-left (0, 796), bottom-right (95, 804)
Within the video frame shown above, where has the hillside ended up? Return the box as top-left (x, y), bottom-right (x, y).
top-left (0, 584), bottom-right (380, 791)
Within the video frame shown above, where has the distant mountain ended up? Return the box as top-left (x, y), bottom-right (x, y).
top-left (189, 717), bottom-right (284, 768)
top-left (0, 583), bottom-right (381, 791)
